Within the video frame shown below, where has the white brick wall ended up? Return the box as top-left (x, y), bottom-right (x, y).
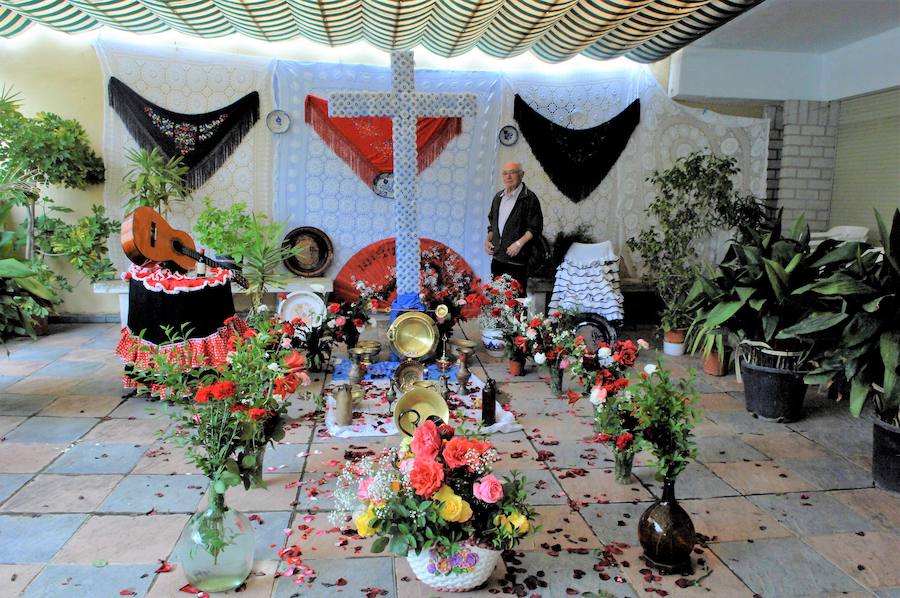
top-left (776, 100), bottom-right (840, 232)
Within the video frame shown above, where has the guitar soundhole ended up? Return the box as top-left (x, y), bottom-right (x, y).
top-left (150, 222), bottom-right (157, 247)
top-left (172, 239), bottom-right (183, 252)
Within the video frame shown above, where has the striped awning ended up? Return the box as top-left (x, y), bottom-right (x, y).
top-left (0, 0), bottom-right (763, 63)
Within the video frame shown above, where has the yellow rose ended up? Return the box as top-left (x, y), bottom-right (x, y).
top-left (355, 505), bottom-right (378, 537)
top-left (494, 514), bottom-right (513, 534)
top-left (434, 486), bottom-right (473, 523)
top-left (508, 511), bottom-right (529, 533)
top-left (433, 485), bottom-right (455, 502)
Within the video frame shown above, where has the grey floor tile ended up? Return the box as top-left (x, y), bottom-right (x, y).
top-left (32, 360), bottom-right (106, 378)
top-left (0, 375), bottom-right (24, 390)
top-left (273, 556), bottom-right (396, 597)
top-left (695, 436), bottom-right (769, 463)
top-left (876, 589), bottom-right (900, 598)
top-left (781, 456), bottom-right (873, 490)
top-left (635, 463), bottom-right (739, 500)
top-left (3, 417), bottom-right (98, 444)
top-left (748, 492), bottom-right (876, 535)
top-left (580, 501), bottom-right (650, 546)
top-left (708, 410), bottom-right (794, 434)
top-left (531, 439), bottom-right (612, 469)
top-left (510, 550), bottom-right (638, 597)
top-left (495, 468), bottom-right (568, 505)
top-left (68, 376), bottom-right (127, 396)
top-left (108, 396), bottom-right (170, 419)
top-left (7, 347), bottom-right (70, 362)
top-left (46, 443), bottom-right (146, 474)
top-left (263, 442), bottom-right (308, 474)
top-left (0, 514), bottom-right (86, 563)
top-left (713, 537), bottom-right (866, 597)
top-left (0, 473), bottom-right (33, 503)
top-left (98, 475), bottom-right (208, 513)
top-left (795, 425), bottom-right (874, 460)
top-left (294, 474), bottom-right (337, 511)
top-left (0, 395), bottom-right (57, 416)
top-left (21, 563), bottom-right (156, 598)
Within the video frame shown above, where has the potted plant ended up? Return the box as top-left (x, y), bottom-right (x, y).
top-left (632, 362), bottom-right (700, 574)
top-left (332, 422), bottom-right (538, 591)
top-left (194, 197), bottom-right (255, 264)
top-left (469, 274), bottom-right (523, 358)
top-left (569, 338), bottom-right (647, 481)
top-left (240, 215), bottom-right (299, 312)
top-left (127, 313), bottom-right (312, 592)
top-left (686, 211), bottom-right (862, 421)
top-left (122, 147), bottom-right (191, 216)
top-left (782, 209), bottom-right (900, 491)
top-left (34, 204), bottom-right (120, 284)
top-left (627, 151), bottom-right (766, 355)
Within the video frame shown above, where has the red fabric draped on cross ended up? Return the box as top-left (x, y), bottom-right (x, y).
top-left (304, 95), bottom-right (462, 187)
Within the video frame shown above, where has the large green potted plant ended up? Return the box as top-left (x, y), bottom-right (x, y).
top-left (121, 147), bottom-right (191, 215)
top-left (781, 209), bottom-right (899, 490)
top-left (194, 197), bottom-right (255, 263)
top-left (687, 210), bottom-right (868, 421)
top-left (627, 151), bottom-right (766, 356)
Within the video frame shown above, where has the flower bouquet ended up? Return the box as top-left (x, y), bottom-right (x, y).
top-left (570, 338), bottom-right (648, 482)
top-left (333, 422), bottom-right (538, 591)
top-left (630, 362), bottom-right (700, 573)
top-left (290, 301), bottom-right (342, 372)
top-left (512, 309), bottom-right (586, 394)
top-left (468, 274), bottom-right (524, 358)
top-left (128, 313), bottom-right (312, 591)
top-left (334, 284), bottom-right (376, 349)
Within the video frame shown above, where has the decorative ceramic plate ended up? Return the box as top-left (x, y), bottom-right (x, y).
top-left (282, 227), bottom-right (334, 277)
top-left (278, 291), bottom-right (326, 326)
top-left (395, 360), bottom-right (425, 392)
top-left (498, 125), bottom-right (519, 146)
top-left (573, 312), bottom-right (618, 351)
top-left (387, 311), bottom-right (439, 360)
top-left (372, 172), bottom-right (394, 198)
top-left (266, 110), bottom-right (291, 133)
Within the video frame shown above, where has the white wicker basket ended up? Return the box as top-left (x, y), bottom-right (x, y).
top-left (407, 544), bottom-right (501, 592)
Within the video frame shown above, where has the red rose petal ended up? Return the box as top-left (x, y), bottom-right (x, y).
top-left (155, 561), bottom-right (173, 573)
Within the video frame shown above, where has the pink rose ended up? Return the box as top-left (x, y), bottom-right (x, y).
top-left (410, 420), bottom-right (442, 460)
top-left (637, 338), bottom-right (650, 350)
top-left (398, 458), bottom-right (416, 475)
top-left (473, 475), bottom-right (504, 503)
top-left (357, 477), bottom-right (374, 501)
top-left (335, 316), bottom-right (347, 327)
top-left (559, 358), bottom-right (571, 370)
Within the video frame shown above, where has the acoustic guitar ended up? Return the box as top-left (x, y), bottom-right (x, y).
top-left (121, 206), bottom-right (249, 288)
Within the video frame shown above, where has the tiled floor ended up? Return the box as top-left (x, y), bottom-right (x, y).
top-left (0, 322), bottom-right (897, 597)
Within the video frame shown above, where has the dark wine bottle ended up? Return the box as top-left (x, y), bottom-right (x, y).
top-left (482, 377), bottom-right (497, 426)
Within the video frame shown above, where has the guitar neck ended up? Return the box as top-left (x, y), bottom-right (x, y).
top-left (175, 244), bottom-right (249, 289)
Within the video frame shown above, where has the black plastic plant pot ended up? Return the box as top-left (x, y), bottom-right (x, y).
top-left (741, 361), bottom-right (807, 422)
top-left (873, 418), bottom-right (900, 493)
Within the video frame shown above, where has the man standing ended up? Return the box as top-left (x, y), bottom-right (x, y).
top-left (484, 161), bottom-right (544, 292)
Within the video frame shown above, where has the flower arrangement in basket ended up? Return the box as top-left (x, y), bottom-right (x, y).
top-left (332, 421), bottom-right (538, 591)
top-left (509, 309), bottom-right (586, 394)
top-left (569, 338), bottom-right (649, 482)
top-left (127, 314), bottom-right (312, 591)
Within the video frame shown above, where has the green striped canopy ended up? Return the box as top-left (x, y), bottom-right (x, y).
top-left (0, 0), bottom-right (763, 63)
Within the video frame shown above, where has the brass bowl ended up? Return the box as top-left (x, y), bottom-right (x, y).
top-left (412, 379), bottom-right (436, 389)
top-left (393, 387), bottom-right (450, 437)
top-left (449, 338), bottom-right (477, 356)
top-left (349, 347), bottom-right (368, 361)
top-left (387, 311), bottom-right (438, 360)
top-left (358, 340), bottom-right (381, 350)
top-left (395, 360), bottom-right (425, 392)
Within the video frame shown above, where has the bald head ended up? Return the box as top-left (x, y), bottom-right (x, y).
top-left (501, 161), bottom-right (524, 193)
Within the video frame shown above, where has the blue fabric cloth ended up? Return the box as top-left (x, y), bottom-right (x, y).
top-left (332, 359), bottom-right (458, 382)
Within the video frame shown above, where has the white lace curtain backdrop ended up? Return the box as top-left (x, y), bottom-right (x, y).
top-left (94, 40), bottom-right (768, 285)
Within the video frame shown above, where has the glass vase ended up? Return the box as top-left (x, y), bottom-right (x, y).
top-left (613, 450), bottom-right (634, 484)
top-left (637, 478), bottom-right (696, 574)
top-left (183, 492), bottom-right (255, 593)
top-left (548, 367), bottom-right (564, 395)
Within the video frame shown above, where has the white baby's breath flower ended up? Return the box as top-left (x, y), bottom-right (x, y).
top-left (644, 363), bottom-right (658, 375)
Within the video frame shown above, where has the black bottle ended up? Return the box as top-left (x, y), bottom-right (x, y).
top-left (482, 377), bottom-right (497, 426)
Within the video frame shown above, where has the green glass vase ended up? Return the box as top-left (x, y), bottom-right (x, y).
top-left (183, 492), bottom-right (255, 592)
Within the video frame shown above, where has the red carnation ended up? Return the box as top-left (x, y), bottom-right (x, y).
top-left (615, 432), bottom-right (634, 451)
top-left (528, 318), bottom-right (542, 328)
top-left (327, 303), bottom-right (340, 314)
top-left (248, 408), bottom-right (269, 421)
top-left (284, 351), bottom-right (305, 371)
top-left (352, 318), bottom-right (364, 328)
top-left (211, 381), bottom-right (236, 400)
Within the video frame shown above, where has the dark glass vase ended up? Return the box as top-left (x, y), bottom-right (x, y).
top-left (638, 478), bottom-right (695, 574)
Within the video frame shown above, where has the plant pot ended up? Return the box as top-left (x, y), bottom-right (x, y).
top-left (741, 360), bottom-right (807, 422)
top-left (662, 329), bottom-right (687, 356)
top-left (873, 418), bottom-right (900, 493)
top-left (183, 492), bottom-right (255, 592)
top-left (508, 358), bottom-right (525, 377)
top-left (406, 543), bottom-right (501, 591)
top-left (481, 328), bottom-right (505, 358)
top-left (613, 450), bottom-right (634, 485)
top-left (703, 350), bottom-right (729, 376)
top-left (638, 478), bottom-right (695, 574)
top-left (548, 367), bottom-right (564, 395)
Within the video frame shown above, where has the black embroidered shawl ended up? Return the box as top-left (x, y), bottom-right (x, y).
top-left (513, 95), bottom-right (640, 202)
top-left (108, 77), bottom-right (259, 190)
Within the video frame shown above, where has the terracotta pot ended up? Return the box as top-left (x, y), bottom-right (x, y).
top-left (508, 358), bottom-right (525, 376)
top-left (662, 329), bottom-right (687, 356)
top-left (703, 350), bottom-right (729, 376)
